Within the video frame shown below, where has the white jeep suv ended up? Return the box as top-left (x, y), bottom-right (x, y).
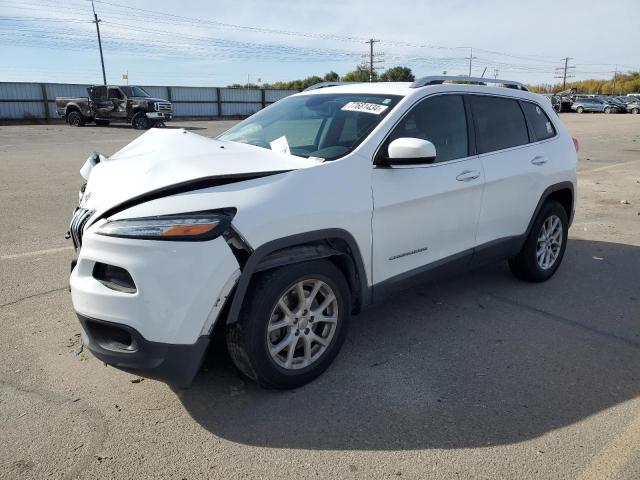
top-left (69, 76), bottom-right (577, 389)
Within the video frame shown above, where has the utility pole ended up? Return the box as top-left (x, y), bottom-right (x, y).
top-left (612, 65), bottom-right (618, 94)
top-left (365, 39), bottom-right (380, 82)
top-left (493, 68), bottom-right (499, 79)
top-left (555, 57), bottom-right (575, 90)
top-left (91, 0), bottom-right (107, 85)
top-left (468, 47), bottom-right (473, 77)
top-left (480, 66), bottom-right (487, 78)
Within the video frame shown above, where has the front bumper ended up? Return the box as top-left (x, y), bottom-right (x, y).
top-left (70, 229), bottom-right (240, 344)
top-left (78, 313), bottom-right (209, 387)
top-left (146, 112), bottom-right (172, 120)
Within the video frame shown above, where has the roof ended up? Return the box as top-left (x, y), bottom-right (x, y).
top-left (297, 80), bottom-right (546, 103)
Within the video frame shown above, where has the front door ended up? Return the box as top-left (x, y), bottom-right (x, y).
top-left (371, 94), bottom-right (484, 289)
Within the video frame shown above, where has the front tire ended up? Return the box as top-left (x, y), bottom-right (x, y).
top-left (132, 112), bottom-right (149, 130)
top-left (604, 107), bottom-right (611, 114)
top-left (67, 110), bottom-right (85, 127)
top-left (632, 108), bottom-right (639, 115)
top-left (509, 200), bottom-right (568, 282)
top-left (576, 106), bottom-right (584, 114)
top-left (226, 260), bottom-right (351, 389)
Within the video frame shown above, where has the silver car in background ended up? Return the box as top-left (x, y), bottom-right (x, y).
top-left (571, 96), bottom-right (621, 114)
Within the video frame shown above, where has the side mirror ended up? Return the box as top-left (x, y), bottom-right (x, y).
top-left (381, 138), bottom-right (437, 165)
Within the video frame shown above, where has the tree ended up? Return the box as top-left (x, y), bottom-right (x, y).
top-left (342, 66), bottom-right (374, 82)
top-left (527, 71), bottom-right (640, 95)
top-left (324, 71), bottom-right (340, 82)
top-left (379, 66), bottom-right (415, 82)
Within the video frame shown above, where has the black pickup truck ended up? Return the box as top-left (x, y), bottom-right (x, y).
top-left (56, 85), bottom-right (172, 129)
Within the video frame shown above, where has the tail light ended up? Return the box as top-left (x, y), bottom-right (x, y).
top-left (572, 137), bottom-right (580, 152)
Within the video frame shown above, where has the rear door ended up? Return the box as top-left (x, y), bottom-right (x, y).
top-left (371, 94), bottom-right (484, 287)
top-left (108, 87), bottom-right (127, 119)
top-left (470, 94), bottom-right (550, 249)
top-left (91, 86), bottom-right (113, 118)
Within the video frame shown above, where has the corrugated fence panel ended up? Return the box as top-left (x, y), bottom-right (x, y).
top-left (220, 88), bottom-right (261, 102)
top-left (173, 102), bottom-right (217, 117)
top-left (45, 83), bottom-right (89, 99)
top-left (142, 86), bottom-right (169, 99)
top-left (170, 87), bottom-right (217, 102)
top-left (0, 82), bottom-right (42, 100)
top-left (0, 82), bottom-right (298, 119)
top-left (265, 89), bottom-right (298, 103)
top-left (221, 102), bottom-right (262, 116)
top-left (0, 102), bottom-right (46, 119)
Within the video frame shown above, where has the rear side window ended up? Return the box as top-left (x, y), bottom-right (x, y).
top-left (92, 86), bottom-right (107, 100)
top-left (384, 94), bottom-right (468, 163)
top-left (521, 101), bottom-right (556, 141)
top-left (470, 95), bottom-right (529, 154)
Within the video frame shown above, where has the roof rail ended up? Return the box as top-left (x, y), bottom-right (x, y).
top-left (410, 76), bottom-right (528, 91)
top-left (303, 81), bottom-right (360, 92)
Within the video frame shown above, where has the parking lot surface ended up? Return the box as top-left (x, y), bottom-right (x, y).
top-left (1, 115), bottom-right (639, 479)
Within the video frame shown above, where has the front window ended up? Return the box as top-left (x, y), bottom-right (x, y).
top-left (218, 93), bottom-right (402, 161)
top-left (121, 86), bottom-right (150, 97)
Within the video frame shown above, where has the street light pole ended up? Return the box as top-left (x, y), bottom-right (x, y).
top-left (91, 0), bottom-right (107, 85)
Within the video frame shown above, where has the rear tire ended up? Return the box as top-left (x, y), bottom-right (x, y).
top-left (508, 200), bottom-right (568, 282)
top-left (576, 106), bottom-right (584, 114)
top-left (132, 112), bottom-right (149, 130)
top-left (632, 108), bottom-right (639, 115)
top-left (226, 260), bottom-right (351, 389)
top-left (604, 107), bottom-right (611, 114)
top-left (67, 110), bottom-right (85, 127)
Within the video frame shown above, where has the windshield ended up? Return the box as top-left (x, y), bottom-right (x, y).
top-left (218, 93), bottom-right (402, 161)
top-left (121, 86), bottom-right (150, 97)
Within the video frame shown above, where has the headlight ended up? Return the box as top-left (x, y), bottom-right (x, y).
top-left (96, 211), bottom-right (232, 241)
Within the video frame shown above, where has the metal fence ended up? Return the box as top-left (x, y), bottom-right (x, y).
top-left (0, 82), bottom-right (299, 120)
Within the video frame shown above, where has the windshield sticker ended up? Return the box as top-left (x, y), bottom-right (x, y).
top-left (341, 102), bottom-right (388, 115)
top-left (546, 122), bottom-right (553, 134)
top-left (269, 136), bottom-right (290, 155)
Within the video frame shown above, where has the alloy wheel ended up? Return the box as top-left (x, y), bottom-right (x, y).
top-left (266, 278), bottom-right (339, 370)
top-left (536, 215), bottom-right (563, 270)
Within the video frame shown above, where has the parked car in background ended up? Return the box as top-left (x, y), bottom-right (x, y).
top-left (56, 85), bottom-right (172, 129)
top-left (618, 96), bottom-right (640, 114)
top-left (68, 76), bottom-right (577, 389)
top-left (601, 96), bottom-right (628, 113)
top-left (571, 96), bottom-right (618, 114)
top-left (570, 97), bottom-right (603, 113)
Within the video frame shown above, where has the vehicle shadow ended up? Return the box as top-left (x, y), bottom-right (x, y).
top-left (177, 239), bottom-right (640, 450)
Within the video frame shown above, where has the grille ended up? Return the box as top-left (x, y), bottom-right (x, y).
top-left (155, 102), bottom-right (172, 112)
top-left (69, 208), bottom-right (94, 249)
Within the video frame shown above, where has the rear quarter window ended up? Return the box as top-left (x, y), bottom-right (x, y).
top-left (521, 101), bottom-right (556, 141)
top-left (470, 95), bottom-right (529, 154)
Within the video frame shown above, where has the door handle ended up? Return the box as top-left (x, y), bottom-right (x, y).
top-left (456, 170), bottom-right (480, 182)
top-left (531, 155), bottom-right (548, 166)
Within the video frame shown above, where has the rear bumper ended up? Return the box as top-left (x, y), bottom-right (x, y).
top-left (78, 313), bottom-right (209, 387)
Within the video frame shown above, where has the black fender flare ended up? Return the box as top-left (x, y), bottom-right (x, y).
top-left (522, 181), bottom-right (575, 244)
top-left (225, 228), bottom-right (370, 325)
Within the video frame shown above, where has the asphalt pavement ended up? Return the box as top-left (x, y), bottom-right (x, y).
top-left (1, 115), bottom-right (639, 479)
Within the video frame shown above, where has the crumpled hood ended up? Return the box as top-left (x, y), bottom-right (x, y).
top-left (80, 128), bottom-right (320, 217)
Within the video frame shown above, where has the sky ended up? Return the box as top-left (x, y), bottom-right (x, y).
top-left (1, 0), bottom-right (639, 87)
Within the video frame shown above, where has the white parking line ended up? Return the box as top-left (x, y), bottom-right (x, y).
top-left (0, 246), bottom-right (73, 261)
top-left (586, 159), bottom-right (640, 173)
